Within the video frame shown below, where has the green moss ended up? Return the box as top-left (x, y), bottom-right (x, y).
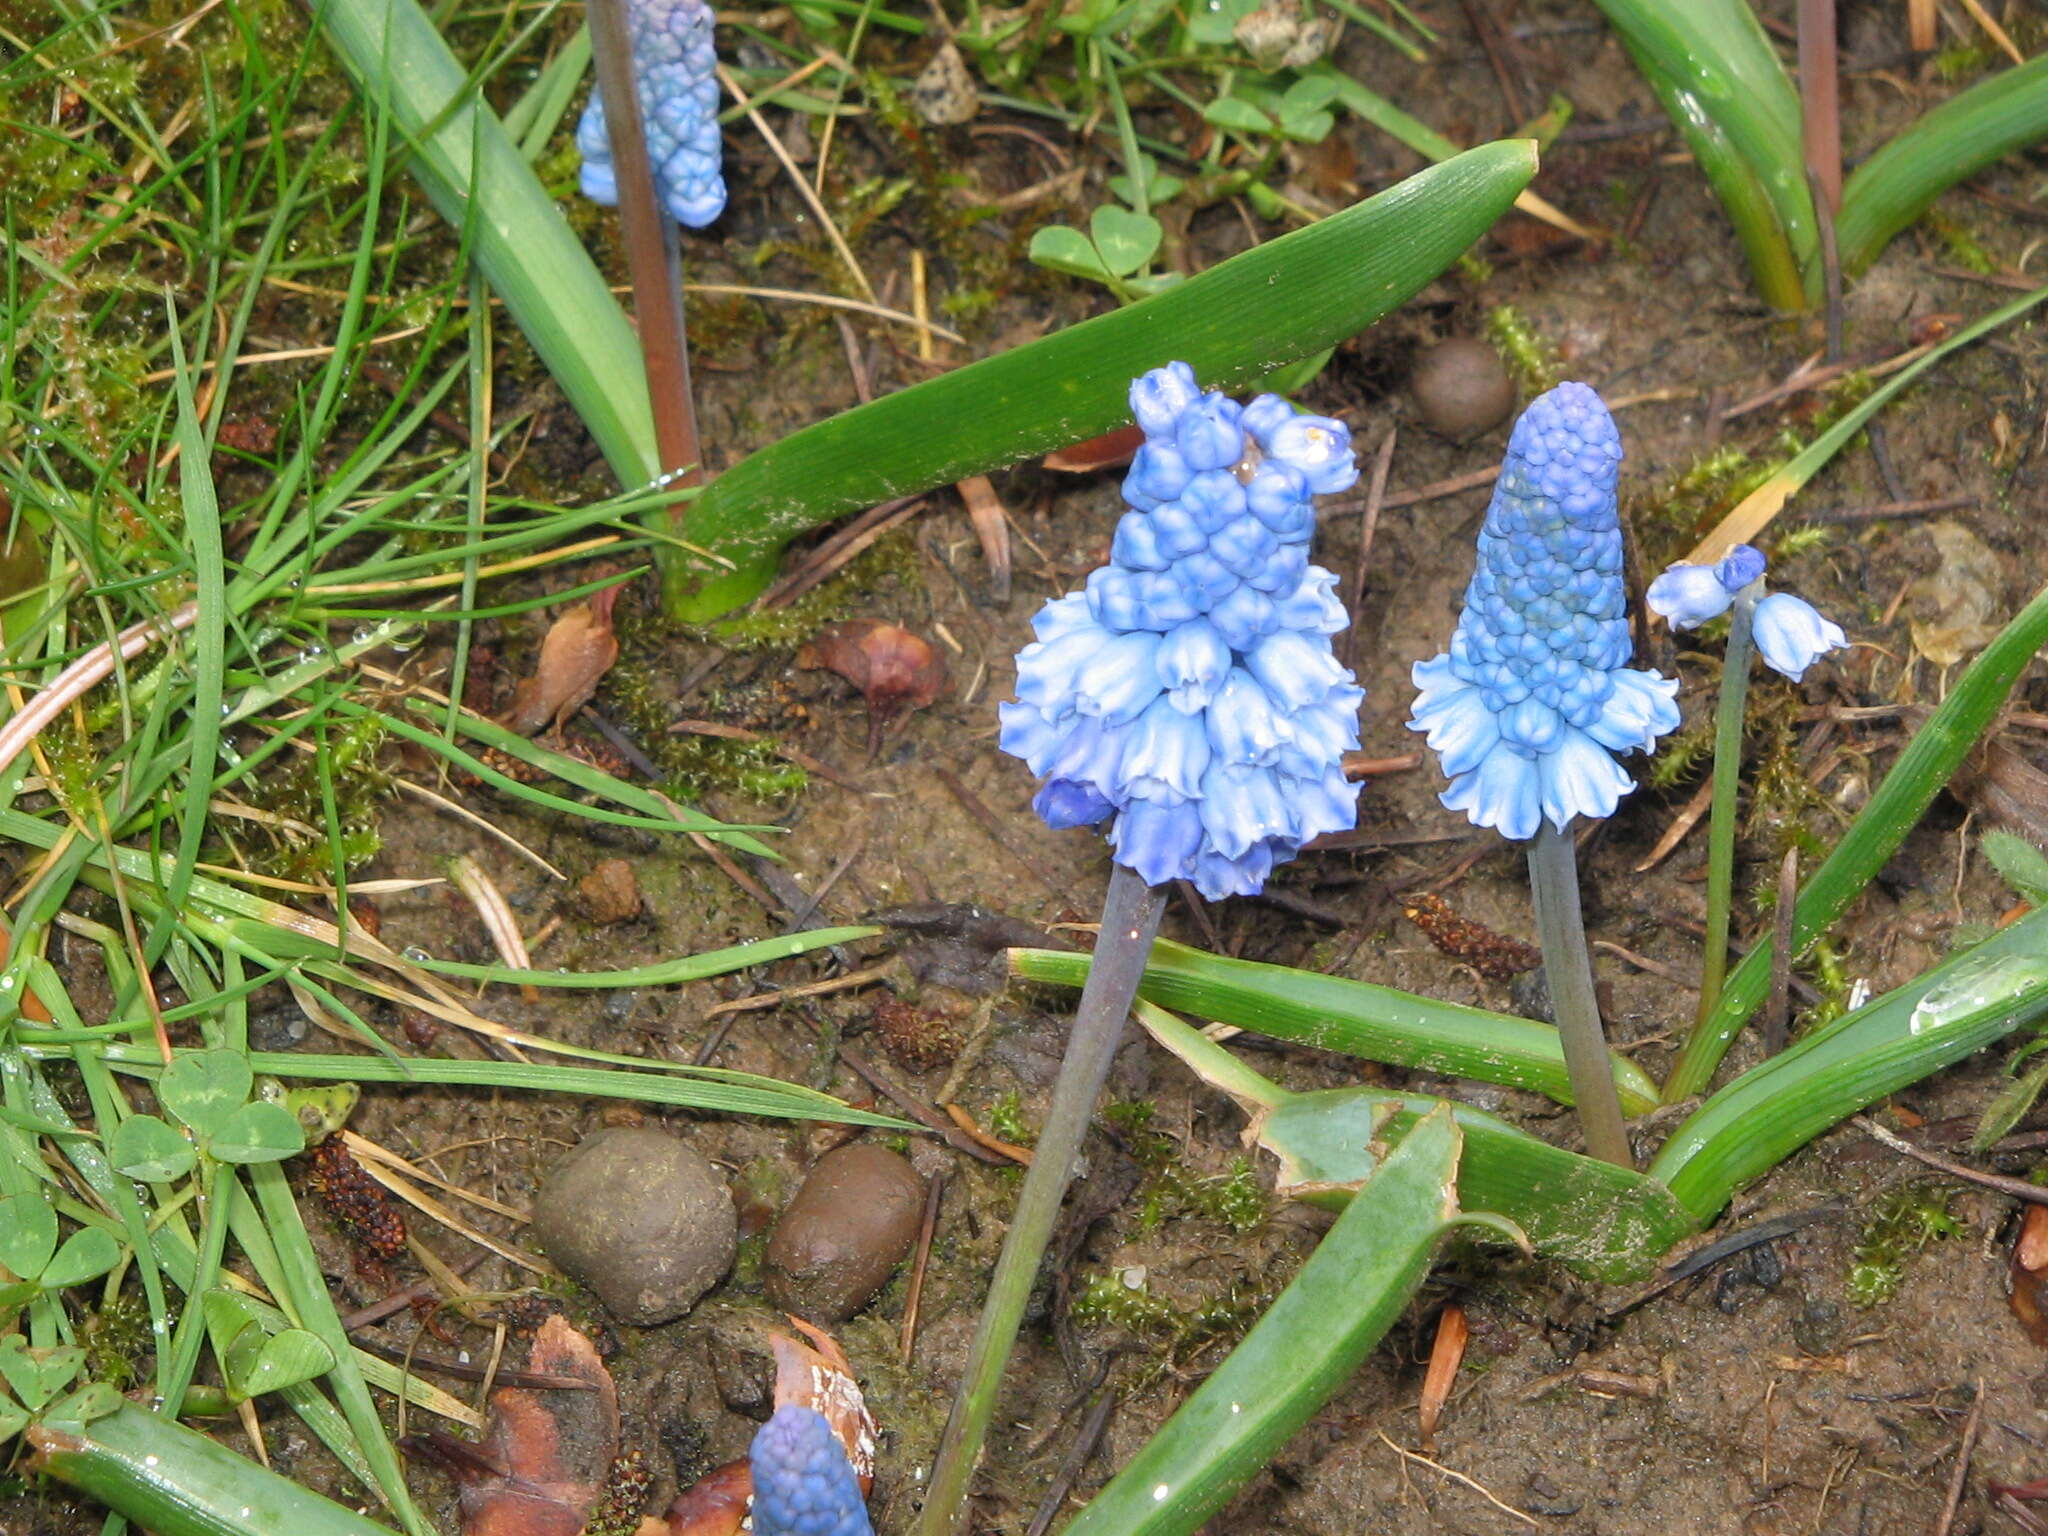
top-left (1846, 1182), bottom-right (1963, 1307)
top-left (78, 1291), bottom-right (153, 1392)
top-left (1106, 1100), bottom-right (1268, 1234)
top-left (986, 1090), bottom-right (1033, 1147)
top-left (1484, 305), bottom-right (1562, 395)
top-left (1070, 1262), bottom-right (1284, 1375)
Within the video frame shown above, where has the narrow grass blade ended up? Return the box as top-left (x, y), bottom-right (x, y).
top-left (27, 1401), bottom-right (403, 1536)
top-left (1652, 906), bottom-right (2048, 1221)
top-left (1665, 576), bottom-right (2048, 1099)
top-left (1058, 1104), bottom-right (1468, 1536)
top-left (1837, 55), bottom-right (2048, 277)
top-left (315, 0), bottom-right (660, 485)
top-left (1010, 937), bottom-right (1662, 1114)
top-left (1682, 283), bottom-right (2048, 566)
top-left (1136, 1002), bottom-right (1694, 1280)
top-left (406, 925), bottom-right (880, 987)
top-left (667, 141), bottom-right (1538, 617)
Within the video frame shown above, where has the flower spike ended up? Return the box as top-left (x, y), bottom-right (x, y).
top-left (1408, 382), bottom-right (1679, 840)
top-left (1000, 363), bottom-right (1364, 898)
top-left (577, 0), bottom-right (726, 228)
top-left (750, 1405), bottom-right (874, 1536)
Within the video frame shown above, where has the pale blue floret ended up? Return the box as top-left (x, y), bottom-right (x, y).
top-left (576, 0), bottom-right (726, 228)
top-left (749, 1405), bottom-right (873, 1536)
top-left (1646, 542), bottom-right (1849, 681)
top-left (1408, 382), bottom-right (1679, 841)
top-left (1751, 591), bottom-right (1849, 681)
top-left (1000, 364), bottom-right (1364, 899)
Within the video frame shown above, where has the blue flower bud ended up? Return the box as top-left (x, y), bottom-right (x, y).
top-left (1002, 364), bottom-right (1363, 897)
top-left (1751, 591), bottom-right (1848, 681)
top-left (1408, 383), bottom-right (1678, 839)
top-left (1715, 543), bottom-right (1766, 591)
top-left (576, 0), bottom-right (727, 228)
top-left (748, 1405), bottom-right (872, 1536)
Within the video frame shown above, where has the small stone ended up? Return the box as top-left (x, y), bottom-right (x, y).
top-left (1410, 338), bottom-right (1516, 440)
top-left (764, 1144), bottom-right (925, 1323)
top-left (532, 1127), bottom-right (736, 1325)
top-left (576, 859), bottom-right (643, 924)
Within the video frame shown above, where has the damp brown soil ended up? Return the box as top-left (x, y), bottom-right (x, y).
top-left (11, 1), bottom-right (2048, 1533)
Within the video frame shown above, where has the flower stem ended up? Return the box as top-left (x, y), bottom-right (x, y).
top-left (586, 0), bottom-right (703, 517)
top-left (1694, 585), bottom-right (1758, 1039)
top-left (916, 863), bottom-right (1167, 1536)
top-left (1527, 823), bottom-right (1632, 1166)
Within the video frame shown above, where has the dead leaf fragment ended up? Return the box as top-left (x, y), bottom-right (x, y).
top-left (1043, 424), bottom-right (1143, 473)
top-left (2013, 1204), bottom-right (2048, 1346)
top-left (454, 1315), bottom-right (620, 1536)
top-left (799, 619), bottom-right (946, 755)
top-left (1908, 520), bottom-right (2004, 665)
top-left (500, 586), bottom-right (622, 737)
top-left (958, 475), bottom-right (1011, 603)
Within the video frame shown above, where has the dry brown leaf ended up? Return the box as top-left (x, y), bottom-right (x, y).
top-left (500, 586), bottom-right (622, 737)
top-left (457, 1315), bottom-right (619, 1536)
top-left (957, 475), bottom-right (1011, 603)
top-left (663, 1459), bottom-right (752, 1536)
top-left (799, 619), bottom-right (946, 756)
top-left (1417, 1302), bottom-right (1467, 1449)
top-left (2014, 1204), bottom-right (2048, 1346)
top-left (1908, 521), bottom-right (2004, 666)
top-left (1043, 423), bottom-right (1143, 473)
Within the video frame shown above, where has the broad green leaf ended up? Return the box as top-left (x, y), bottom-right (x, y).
top-left (1089, 205), bottom-right (1162, 276)
top-left (0, 1282), bottom-right (38, 1310)
top-left (1186, 0), bottom-right (1257, 45)
top-left (39, 1228), bottom-right (121, 1290)
top-left (667, 142), bottom-right (1537, 617)
top-left (209, 1101), bottom-right (307, 1165)
top-left (108, 1115), bottom-right (198, 1183)
top-left (1973, 1053), bottom-right (2048, 1152)
top-left (1203, 95), bottom-right (1273, 134)
top-left (0, 1194), bottom-right (56, 1282)
top-left (1027, 225), bottom-right (1115, 283)
top-left (40, 1382), bottom-right (123, 1430)
top-left (1983, 829), bottom-right (2048, 906)
top-left (159, 1050), bottom-right (253, 1138)
top-left (1275, 107), bottom-right (1334, 143)
top-left (1062, 1106), bottom-right (1473, 1534)
top-left (1279, 74), bottom-right (1340, 114)
top-left (0, 1396), bottom-right (26, 1442)
top-left (227, 1328), bottom-right (336, 1401)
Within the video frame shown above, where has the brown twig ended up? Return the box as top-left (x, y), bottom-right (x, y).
top-left (755, 495), bottom-right (926, 610)
top-left (1797, 0), bottom-right (1841, 216)
top-left (1803, 494), bottom-right (1977, 525)
top-left (1933, 1378), bottom-right (1984, 1536)
top-left (1024, 1389), bottom-right (1118, 1536)
top-left (837, 1043), bottom-right (1007, 1165)
top-left (899, 1171), bottom-right (945, 1364)
top-left (1856, 1116), bottom-right (2048, 1205)
top-left (933, 766), bottom-right (1068, 899)
top-left (1761, 847), bottom-right (1799, 1054)
top-left (1341, 425), bottom-right (1396, 670)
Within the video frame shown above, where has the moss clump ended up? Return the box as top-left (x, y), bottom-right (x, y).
top-left (1484, 305), bottom-right (1562, 396)
top-left (1106, 1100), bottom-right (1268, 1234)
top-left (1847, 1182), bottom-right (1963, 1307)
top-left (1070, 1263), bottom-right (1283, 1373)
top-left (78, 1291), bottom-right (153, 1392)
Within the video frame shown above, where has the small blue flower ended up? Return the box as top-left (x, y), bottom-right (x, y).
top-left (1645, 562), bottom-right (1738, 630)
top-left (1000, 365), bottom-right (1363, 899)
top-left (1408, 383), bottom-right (1679, 841)
top-left (749, 1405), bottom-right (873, 1536)
top-left (577, 0), bottom-right (726, 228)
top-left (1751, 592), bottom-right (1849, 681)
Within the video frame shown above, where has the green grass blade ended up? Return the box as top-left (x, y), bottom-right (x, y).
top-left (1060, 1105), bottom-right (1463, 1536)
top-left (1666, 574), bottom-right (2048, 1099)
top-left (1837, 54), bottom-right (2048, 277)
top-left (666, 141), bottom-right (1538, 617)
top-left (1136, 1001), bottom-right (1694, 1280)
top-left (1011, 937), bottom-right (1662, 1114)
top-left (408, 925), bottom-right (881, 986)
top-left (314, 0), bottom-right (660, 486)
top-left (1652, 906), bottom-right (2048, 1221)
top-left (27, 1401), bottom-right (403, 1536)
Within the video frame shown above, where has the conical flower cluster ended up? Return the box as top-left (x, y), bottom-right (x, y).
top-left (576, 0), bottom-right (726, 229)
top-left (749, 1405), bottom-right (873, 1536)
top-left (1409, 382), bottom-right (1679, 841)
top-left (1000, 362), bottom-right (1364, 899)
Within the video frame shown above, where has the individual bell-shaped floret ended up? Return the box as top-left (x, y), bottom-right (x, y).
top-left (1408, 383), bottom-right (1679, 841)
top-left (749, 1404), bottom-right (874, 1536)
top-left (577, 0), bottom-right (726, 228)
top-left (1751, 591), bottom-right (1849, 681)
top-left (1646, 542), bottom-right (1849, 682)
top-left (999, 363), bottom-right (1364, 899)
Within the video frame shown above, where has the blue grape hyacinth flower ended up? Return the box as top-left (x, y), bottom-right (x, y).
top-left (749, 1404), bottom-right (873, 1536)
top-left (1645, 543), bottom-right (1848, 681)
top-left (1408, 382), bottom-right (1679, 842)
top-left (1000, 362), bottom-right (1364, 900)
top-left (577, 0), bottom-right (726, 228)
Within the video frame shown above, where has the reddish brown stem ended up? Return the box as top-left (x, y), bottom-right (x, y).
top-left (1797, 0), bottom-right (1840, 215)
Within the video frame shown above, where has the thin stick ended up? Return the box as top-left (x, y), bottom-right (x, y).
top-left (716, 63), bottom-right (877, 303)
top-left (1341, 425), bottom-right (1396, 670)
top-left (916, 865), bottom-right (1167, 1536)
top-left (1527, 823), bottom-right (1631, 1166)
top-left (1760, 846), bottom-right (1800, 1054)
top-left (1855, 1116), bottom-right (2048, 1206)
top-left (1797, 0), bottom-right (1841, 215)
top-left (1933, 1378), bottom-right (1984, 1536)
top-left (586, 0), bottom-right (704, 506)
top-left (1377, 1432), bottom-right (1537, 1527)
top-left (1696, 585), bottom-right (1758, 1033)
top-left (899, 1172), bottom-right (945, 1364)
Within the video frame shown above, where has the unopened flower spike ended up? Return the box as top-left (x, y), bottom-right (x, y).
top-left (999, 360), bottom-right (1365, 900)
top-left (577, 0), bottom-right (726, 228)
top-left (924, 364), bottom-right (1361, 1534)
top-left (750, 1405), bottom-right (874, 1536)
top-left (1409, 381), bottom-right (1680, 843)
top-left (1407, 382), bottom-right (1672, 1168)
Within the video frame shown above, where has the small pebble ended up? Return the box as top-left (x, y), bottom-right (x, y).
top-left (765, 1144), bottom-right (924, 1323)
top-left (1410, 337), bottom-right (1516, 440)
top-left (575, 858), bottom-right (643, 924)
top-left (532, 1126), bottom-right (736, 1325)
